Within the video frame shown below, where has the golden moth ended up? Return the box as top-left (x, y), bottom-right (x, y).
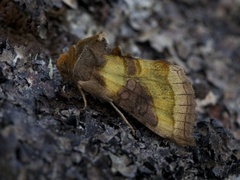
top-left (56, 33), bottom-right (195, 146)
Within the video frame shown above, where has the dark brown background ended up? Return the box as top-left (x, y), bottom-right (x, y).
top-left (0, 0), bottom-right (240, 179)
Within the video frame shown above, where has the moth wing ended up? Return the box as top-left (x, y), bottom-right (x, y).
top-left (99, 55), bottom-right (195, 146)
top-left (141, 61), bottom-right (195, 145)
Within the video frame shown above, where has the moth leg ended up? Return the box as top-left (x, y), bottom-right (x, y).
top-left (109, 101), bottom-right (136, 136)
top-left (78, 86), bottom-right (87, 110)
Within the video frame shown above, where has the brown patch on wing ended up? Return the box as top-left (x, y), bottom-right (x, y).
top-left (75, 32), bottom-right (108, 64)
top-left (123, 57), bottom-right (137, 76)
top-left (56, 32), bottom-right (108, 84)
top-left (111, 46), bottom-right (123, 56)
top-left (116, 79), bottom-right (158, 126)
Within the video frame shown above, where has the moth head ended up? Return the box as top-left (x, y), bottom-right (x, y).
top-left (56, 52), bottom-right (73, 81)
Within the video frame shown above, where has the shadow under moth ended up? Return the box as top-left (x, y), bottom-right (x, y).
top-left (56, 33), bottom-right (195, 146)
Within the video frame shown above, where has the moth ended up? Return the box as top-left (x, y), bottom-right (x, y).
top-left (56, 33), bottom-right (195, 146)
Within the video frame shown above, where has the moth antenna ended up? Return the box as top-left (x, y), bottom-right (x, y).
top-left (109, 101), bottom-right (136, 136)
top-left (79, 87), bottom-right (87, 110)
